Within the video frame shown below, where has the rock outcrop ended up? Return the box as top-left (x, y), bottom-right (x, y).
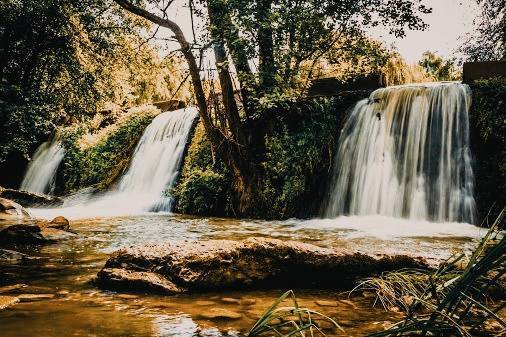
top-left (0, 198), bottom-right (30, 220)
top-left (0, 187), bottom-right (62, 207)
top-left (37, 216), bottom-right (70, 231)
top-left (0, 216), bottom-right (74, 245)
top-left (96, 237), bottom-right (430, 294)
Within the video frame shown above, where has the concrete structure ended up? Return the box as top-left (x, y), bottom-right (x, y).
top-left (307, 74), bottom-right (383, 97)
top-left (463, 61), bottom-right (506, 83)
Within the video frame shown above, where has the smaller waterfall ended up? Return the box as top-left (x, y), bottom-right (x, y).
top-left (30, 107), bottom-right (198, 219)
top-left (114, 107), bottom-right (198, 212)
top-left (324, 82), bottom-right (476, 224)
top-left (20, 136), bottom-right (65, 195)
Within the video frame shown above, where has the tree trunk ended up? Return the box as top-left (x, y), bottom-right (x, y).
top-left (207, 0), bottom-right (255, 116)
top-left (113, 0), bottom-right (261, 215)
top-left (207, 2), bottom-right (243, 143)
top-left (256, 0), bottom-right (276, 92)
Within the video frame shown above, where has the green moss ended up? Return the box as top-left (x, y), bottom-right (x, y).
top-left (469, 77), bottom-right (506, 219)
top-left (59, 105), bottom-right (160, 192)
top-left (171, 122), bottom-right (232, 216)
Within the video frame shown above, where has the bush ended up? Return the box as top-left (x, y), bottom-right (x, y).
top-left (469, 77), bottom-right (506, 220)
top-left (260, 98), bottom-right (340, 218)
top-left (59, 105), bottom-right (160, 192)
top-left (259, 93), bottom-right (367, 219)
top-left (172, 93), bottom-right (366, 219)
top-left (171, 122), bottom-right (232, 216)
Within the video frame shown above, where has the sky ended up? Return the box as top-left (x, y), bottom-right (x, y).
top-left (367, 0), bottom-right (479, 63)
top-left (158, 0), bottom-right (480, 65)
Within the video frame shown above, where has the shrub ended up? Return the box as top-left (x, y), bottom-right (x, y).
top-left (469, 77), bottom-right (506, 221)
top-left (260, 95), bottom-right (362, 219)
top-left (171, 122), bottom-right (232, 216)
top-left (172, 93), bottom-right (366, 219)
top-left (59, 105), bottom-right (160, 192)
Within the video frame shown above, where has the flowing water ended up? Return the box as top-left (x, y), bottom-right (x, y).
top-left (0, 214), bottom-right (486, 337)
top-left (35, 107), bottom-right (198, 218)
top-left (114, 107), bottom-right (198, 212)
top-left (324, 82), bottom-right (476, 224)
top-left (20, 136), bottom-right (65, 195)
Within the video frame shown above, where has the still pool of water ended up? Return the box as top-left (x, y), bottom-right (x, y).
top-left (0, 214), bottom-right (486, 336)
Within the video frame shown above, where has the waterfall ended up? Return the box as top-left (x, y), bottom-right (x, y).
top-left (20, 136), bottom-right (65, 195)
top-left (324, 82), bottom-right (476, 224)
top-left (113, 106), bottom-right (198, 212)
top-left (30, 107), bottom-right (198, 219)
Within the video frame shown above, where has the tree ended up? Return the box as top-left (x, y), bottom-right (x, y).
top-left (0, 0), bottom-right (184, 176)
top-left (418, 51), bottom-right (460, 81)
top-left (461, 0), bottom-right (505, 61)
top-left (113, 0), bottom-right (432, 214)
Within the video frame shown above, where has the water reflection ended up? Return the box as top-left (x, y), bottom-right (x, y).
top-left (0, 213), bottom-right (485, 336)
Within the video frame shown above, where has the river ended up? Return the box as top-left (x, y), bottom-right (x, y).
top-left (0, 214), bottom-right (484, 336)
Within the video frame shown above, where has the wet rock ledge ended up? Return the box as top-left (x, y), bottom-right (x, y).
top-left (96, 237), bottom-right (432, 294)
top-left (0, 187), bottom-right (62, 207)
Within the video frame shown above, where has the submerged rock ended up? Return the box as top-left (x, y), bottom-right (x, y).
top-left (0, 224), bottom-right (47, 244)
top-left (96, 237), bottom-right (429, 294)
top-left (0, 197), bottom-right (30, 220)
top-left (45, 216), bottom-right (70, 230)
top-left (0, 295), bottom-right (19, 310)
top-left (0, 284), bottom-right (27, 294)
top-left (0, 248), bottom-right (30, 262)
top-left (0, 187), bottom-right (62, 207)
top-left (17, 293), bottom-right (55, 302)
top-left (199, 308), bottom-right (242, 320)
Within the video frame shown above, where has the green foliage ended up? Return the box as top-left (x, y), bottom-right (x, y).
top-left (460, 0), bottom-right (505, 61)
top-left (60, 106), bottom-right (160, 192)
top-left (0, 0), bottom-right (186, 172)
top-left (172, 123), bottom-right (232, 216)
top-left (469, 77), bottom-right (506, 219)
top-left (361, 209), bottom-right (506, 336)
top-left (0, 0), bottom-right (122, 163)
top-left (260, 98), bottom-right (343, 219)
top-left (471, 77), bottom-right (506, 143)
top-left (222, 0), bottom-right (432, 92)
top-left (173, 95), bottom-right (363, 219)
top-left (0, 84), bottom-right (59, 164)
top-left (418, 51), bottom-right (460, 81)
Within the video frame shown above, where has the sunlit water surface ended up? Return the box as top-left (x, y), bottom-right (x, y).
top-left (0, 213), bottom-right (486, 336)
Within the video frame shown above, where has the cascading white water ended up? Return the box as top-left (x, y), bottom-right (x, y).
top-left (30, 107), bottom-right (198, 219)
top-left (324, 82), bottom-right (476, 224)
top-left (20, 136), bottom-right (65, 195)
top-left (113, 106), bottom-right (198, 212)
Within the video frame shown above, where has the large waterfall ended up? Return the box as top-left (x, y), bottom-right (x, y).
top-left (324, 82), bottom-right (476, 224)
top-left (20, 136), bottom-right (65, 195)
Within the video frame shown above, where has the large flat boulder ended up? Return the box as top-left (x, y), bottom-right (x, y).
top-left (96, 237), bottom-right (430, 294)
top-left (0, 187), bottom-right (62, 207)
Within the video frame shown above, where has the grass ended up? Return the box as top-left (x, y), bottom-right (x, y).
top-left (247, 290), bottom-right (344, 337)
top-left (248, 209), bottom-right (505, 336)
top-left (354, 208), bottom-right (506, 336)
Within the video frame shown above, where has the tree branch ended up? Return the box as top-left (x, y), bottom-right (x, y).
top-left (113, 0), bottom-right (219, 148)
